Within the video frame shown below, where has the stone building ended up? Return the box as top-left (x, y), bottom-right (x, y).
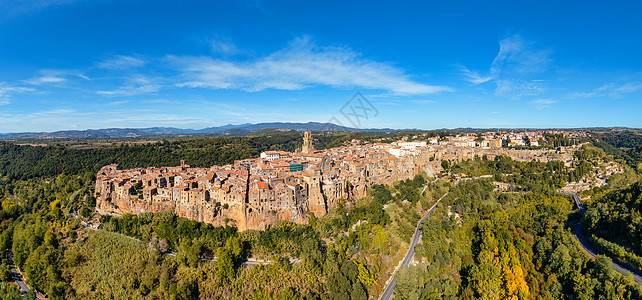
top-left (302, 131), bottom-right (314, 153)
top-left (95, 134), bottom-right (575, 231)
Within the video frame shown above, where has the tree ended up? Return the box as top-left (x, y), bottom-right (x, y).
top-left (0, 263), bottom-right (10, 282)
top-left (176, 238), bottom-right (201, 267)
top-left (500, 265), bottom-right (529, 300)
top-left (0, 282), bottom-right (21, 300)
top-left (503, 138), bottom-right (510, 148)
top-left (476, 134), bottom-right (484, 143)
top-left (225, 236), bottom-right (243, 260)
top-left (351, 282), bottom-right (368, 300)
top-left (441, 160), bottom-right (450, 171)
top-left (327, 272), bottom-right (351, 299)
top-left (394, 266), bottom-right (425, 300)
top-left (278, 287), bottom-right (303, 300)
top-left (356, 261), bottom-right (377, 286)
top-left (216, 247), bottom-right (235, 283)
top-left (370, 185), bottom-right (393, 204)
top-left (340, 261), bottom-right (358, 283)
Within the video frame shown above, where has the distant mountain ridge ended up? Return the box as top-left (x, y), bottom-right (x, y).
top-left (0, 122), bottom-right (392, 140)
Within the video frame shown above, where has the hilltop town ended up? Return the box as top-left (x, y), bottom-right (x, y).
top-left (95, 130), bottom-right (583, 230)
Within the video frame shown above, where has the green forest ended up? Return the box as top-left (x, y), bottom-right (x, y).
top-left (1, 131), bottom-right (642, 299)
top-left (0, 132), bottom-right (304, 180)
top-left (582, 130), bottom-right (642, 259)
top-left (397, 177), bottom-right (641, 299)
top-left (584, 181), bottom-right (642, 276)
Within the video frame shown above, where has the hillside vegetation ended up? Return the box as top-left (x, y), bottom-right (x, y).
top-left (1, 132), bottom-right (642, 299)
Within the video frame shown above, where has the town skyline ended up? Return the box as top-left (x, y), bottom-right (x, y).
top-left (94, 129), bottom-right (582, 231)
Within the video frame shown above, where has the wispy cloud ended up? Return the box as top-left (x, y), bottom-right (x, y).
top-left (24, 71), bottom-right (67, 85)
top-left (33, 108), bottom-right (76, 115)
top-left (492, 35), bottom-right (551, 98)
top-left (0, 82), bottom-right (36, 105)
top-left (496, 79), bottom-right (546, 97)
top-left (169, 36), bottom-right (451, 95)
top-left (531, 99), bottom-right (556, 109)
top-left (77, 73), bottom-right (91, 81)
top-left (97, 55), bottom-right (147, 70)
top-left (413, 99), bottom-right (437, 104)
top-left (23, 69), bottom-right (88, 85)
top-left (97, 85), bottom-right (162, 96)
top-left (460, 66), bottom-right (493, 84)
top-left (210, 40), bottom-right (242, 56)
top-left (0, 0), bottom-right (78, 16)
top-left (142, 99), bottom-right (182, 105)
top-left (570, 81), bottom-right (642, 99)
top-left (106, 100), bottom-right (130, 106)
top-left (0, 106), bottom-right (216, 132)
top-left (97, 75), bottom-right (163, 96)
top-left (490, 35), bottom-right (551, 76)
top-left (460, 34), bottom-right (552, 98)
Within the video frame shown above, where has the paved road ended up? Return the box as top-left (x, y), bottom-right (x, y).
top-left (570, 192), bottom-right (585, 214)
top-left (184, 255), bottom-right (298, 265)
top-left (7, 250), bottom-right (30, 294)
top-left (420, 177), bottom-right (441, 195)
top-left (570, 193), bottom-right (642, 285)
top-left (379, 191), bottom-right (448, 300)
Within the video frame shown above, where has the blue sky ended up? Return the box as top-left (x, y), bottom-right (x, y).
top-left (1, 0), bottom-right (641, 132)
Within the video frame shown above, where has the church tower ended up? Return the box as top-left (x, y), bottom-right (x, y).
top-left (302, 131), bottom-right (314, 153)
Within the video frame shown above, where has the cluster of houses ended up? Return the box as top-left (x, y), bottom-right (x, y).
top-left (95, 134), bottom-right (420, 230)
top-left (415, 130), bottom-right (587, 149)
top-left (95, 130), bottom-right (582, 230)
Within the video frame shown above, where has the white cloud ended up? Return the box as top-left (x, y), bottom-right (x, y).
top-left (490, 35), bottom-right (551, 76)
top-left (460, 34), bottom-right (552, 98)
top-left (97, 75), bottom-right (163, 96)
top-left (106, 100), bottom-right (130, 106)
top-left (23, 69), bottom-right (73, 85)
top-left (97, 55), bottom-right (147, 70)
top-left (460, 66), bottom-right (493, 84)
top-left (97, 85), bottom-right (162, 96)
top-left (77, 73), bottom-right (91, 81)
top-left (170, 36), bottom-right (451, 95)
top-left (0, 0), bottom-right (78, 16)
top-left (210, 40), bottom-right (241, 55)
top-left (491, 35), bottom-right (551, 98)
top-left (25, 76), bottom-right (65, 85)
top-left (496, 79), bottom-right (546, 97)
top-left (34, 108), bottom-right (76, 115)
top-left (413, 99), bottom-right (437, 104)
top-left (531, 99), bottom-right (556, 109)
top-left (571, 81), bottom-right (642, 99)
top-left (0, 82), bottom-right (36, 105)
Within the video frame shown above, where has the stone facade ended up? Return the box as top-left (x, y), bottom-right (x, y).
top-left (302, 131), bottom-right (314, 153)
top-left (95, 137), bottom-right (576, 231)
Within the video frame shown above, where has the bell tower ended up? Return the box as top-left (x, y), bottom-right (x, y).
top-left (302, 131), bottom-right (314, 153)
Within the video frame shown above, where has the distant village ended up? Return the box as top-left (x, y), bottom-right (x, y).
top-left (95, 130), bottom-right (585, 230)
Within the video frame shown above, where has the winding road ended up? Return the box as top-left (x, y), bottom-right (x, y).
top-left (379, 190), bottom-right (449, 300)
top-left (379, 186), bottom-right (642, 299)
top-left (6, 195), bottom-right (31, 295)
top-left (570, 193), bottom-right (642, 285)
top-left (7, 250), bottom-right (30, 295)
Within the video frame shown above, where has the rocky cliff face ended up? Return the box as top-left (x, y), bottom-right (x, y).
top-left (95, 144), bottom-right (572, 231)
top-left (95, 193), bottom-right (309, 231)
